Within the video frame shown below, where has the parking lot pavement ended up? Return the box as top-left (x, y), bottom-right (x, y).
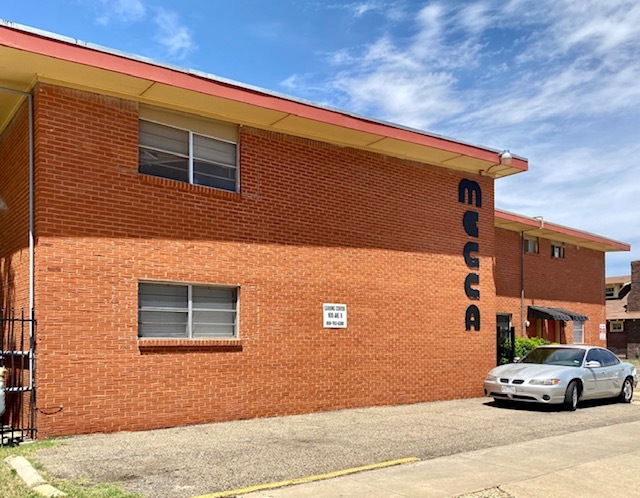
top-left (33, 397), bottom-right (640, 498)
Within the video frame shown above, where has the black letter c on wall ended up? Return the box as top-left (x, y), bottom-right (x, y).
top-left (463, 211), bottom-right (479, 238)
top-left (464, 241), bottom-right (479, 269)
top-left (465, 273), bottom-right (480, 300)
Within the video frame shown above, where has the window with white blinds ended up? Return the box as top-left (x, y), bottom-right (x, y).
top-left (572, 321), bottom-right (584, 344)
top-left (138, 283), bottom-right (238, 339)
top-left (138, 119), bottom-right (238, 192)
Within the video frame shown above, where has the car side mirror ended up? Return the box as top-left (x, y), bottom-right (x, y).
top-left (586, 360), bottom-right (602, 368)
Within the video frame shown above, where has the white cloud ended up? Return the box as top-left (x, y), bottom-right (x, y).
top-left (96, 0), bottom-right (146, 25)
top-left (332, 70), bottom-right (463, 129)
top-left (332, 1), bottom-right (406, 21)
top-left (525, 0), bottom-right (640, 59)
top-left (153, 8), bottom-right (196, 60)
top-left (313, 0), bottom-right (640, 135)
top-left (92, 2), bottom-right (197, 61)
top-left (454, 1), bottom-right (495, 34)
top-left (351, 2), bottom-right (382, 17)
top-left (305, 2), bottom-right (488, 129)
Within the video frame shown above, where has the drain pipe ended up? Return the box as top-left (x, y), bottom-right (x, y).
top-left (520, 216), bottom-right (544, 337)
top-left (0, 86), bottom-right (35, 319)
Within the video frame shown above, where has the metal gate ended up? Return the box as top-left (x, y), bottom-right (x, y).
top-left (1, 308), bottom-right (36, 445)
top-left (497, 326), bottom-right (515, 366)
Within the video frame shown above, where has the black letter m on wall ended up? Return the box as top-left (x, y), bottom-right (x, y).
top-left (458, 179), bottom-right (482, 208)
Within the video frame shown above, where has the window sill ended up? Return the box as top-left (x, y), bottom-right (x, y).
top-left (138, 338), bottom-right (243, 352)
top-left (139, 174), bottom-right (242, 200)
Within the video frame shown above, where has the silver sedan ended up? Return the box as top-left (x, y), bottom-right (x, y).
top-left (484, 345), bottom-right (637, 410)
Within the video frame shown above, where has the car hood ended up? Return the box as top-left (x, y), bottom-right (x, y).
top-left (489, 363), bottom-right (575, 379)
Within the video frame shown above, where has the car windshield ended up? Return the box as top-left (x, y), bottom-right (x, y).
top-left (521, 347), bottom-right (585, 367)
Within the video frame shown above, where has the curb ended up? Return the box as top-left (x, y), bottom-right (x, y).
top-left (192, 457), bottom-right (419, 498)
top-left (4, 455), bottom-right (66, 497)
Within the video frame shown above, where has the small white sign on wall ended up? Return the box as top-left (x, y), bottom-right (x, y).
top-left (323, 303), bottom-right (347, 328)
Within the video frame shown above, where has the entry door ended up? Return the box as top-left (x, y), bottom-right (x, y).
top-left (496, 314), bottom-right (514, 365)
top-left (497, 314), bottom-right (511, 332)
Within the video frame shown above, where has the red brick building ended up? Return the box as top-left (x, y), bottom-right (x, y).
top-left (494, 210), bottom-right (628, 346)
top-left (0, 24), bottom-right (629, 438)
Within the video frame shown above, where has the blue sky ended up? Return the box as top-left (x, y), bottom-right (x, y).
top-left (2, 0), bottom-right (639, 276)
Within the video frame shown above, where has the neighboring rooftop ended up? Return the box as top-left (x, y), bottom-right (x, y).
top-left (606, 275), bottom-right (631, 285)
top-left (607, 285), bottom-right (640, 320)
top-left (0, 20), bottom-right (528, 178)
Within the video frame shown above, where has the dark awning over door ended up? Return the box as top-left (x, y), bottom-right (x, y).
top-left (527, 306), bottom-right (589, 322)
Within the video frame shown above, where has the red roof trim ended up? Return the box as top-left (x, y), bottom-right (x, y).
top-left (0, 24), bottom-right (528, 170)
top-left (495, 209), bottom-right (630, 251)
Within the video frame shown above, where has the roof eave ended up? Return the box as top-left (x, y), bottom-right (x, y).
top-left (0, 21), bottom-right (528, 178)
top-left (495, 209), bottom-right (631, 253)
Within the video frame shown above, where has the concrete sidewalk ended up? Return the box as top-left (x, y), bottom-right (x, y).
top-left (244, 420), bottom-right (640, 497)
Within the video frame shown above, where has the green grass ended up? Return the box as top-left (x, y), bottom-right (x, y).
top-left (1, 440), bottom-right (141, 498)
top-left (625, 358), bottom-right (640, 369)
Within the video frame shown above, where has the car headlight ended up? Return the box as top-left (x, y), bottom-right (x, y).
top-left (529, 378), bottom-right (561, 385)
top-left (486, 375), bottom-right (497, 382)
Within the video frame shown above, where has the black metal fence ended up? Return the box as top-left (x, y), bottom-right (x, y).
top-left (1, 308), bottom-right (36, 445)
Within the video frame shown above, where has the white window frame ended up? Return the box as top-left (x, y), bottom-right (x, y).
top-left (605, 286), bottom-right (616, 299)
top-left (572, 321), bottom-right (584, 344)
top-left (551, 242), bottom-right (564, 259)
top-left (610, 321), bottom-right (624, 333)
top-left (138, 118), bottom-right (239, 193)
top-left (524, 236), bottom-right (539, 254)
top-left (138, 281), bottom-right (239, 339)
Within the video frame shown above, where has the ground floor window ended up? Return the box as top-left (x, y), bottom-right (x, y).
top-left (572, 321), bottom-right (584, 344)
top-left (610, 321), bottom-right (624, 332)
top-left (138, 282), bottom-right (238, 339)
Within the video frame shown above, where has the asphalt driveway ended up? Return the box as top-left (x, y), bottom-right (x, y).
top-left (33, 397), bottom-right (640, 498)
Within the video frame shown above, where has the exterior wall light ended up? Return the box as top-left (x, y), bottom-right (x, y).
top-left (499, 150), bottom-right (513, 165)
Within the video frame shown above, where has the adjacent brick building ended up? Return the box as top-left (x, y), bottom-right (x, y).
top-left (606, 261), bottom-right (640, 358)
top-left (494, 210), bottom-right (626, 346)
top-left (0, 23), bottom-right (630, 438)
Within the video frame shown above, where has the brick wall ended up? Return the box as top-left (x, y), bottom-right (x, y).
top-left (33, 83), bottom-right (497, 436)
top-left (0, 103), bottom-right (31, 311)
top-left (625, 321), bottom-right (640, 359)
top-left (494, 227), bottom-right (605, 345)
top-left (606, 321), bottom-right (627, 356)
top-left (628, 260), bottom-right (640, 312)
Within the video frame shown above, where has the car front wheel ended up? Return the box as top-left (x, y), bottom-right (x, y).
top-left (618, 377), bottom-right (634, 403)
top-left (564, 381), bottom-right (579, 411)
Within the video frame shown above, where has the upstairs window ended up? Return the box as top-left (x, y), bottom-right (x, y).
top-left (524, 236), bottom-right (539, 254)
top-left (606, 286), bottom-right (616, 299)
top-left (138, 282), bottom-right (238, 339)
top-left (551, 242), bottom-right (565, 259)
top-left (138, 107), bottom-right (238, 192)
